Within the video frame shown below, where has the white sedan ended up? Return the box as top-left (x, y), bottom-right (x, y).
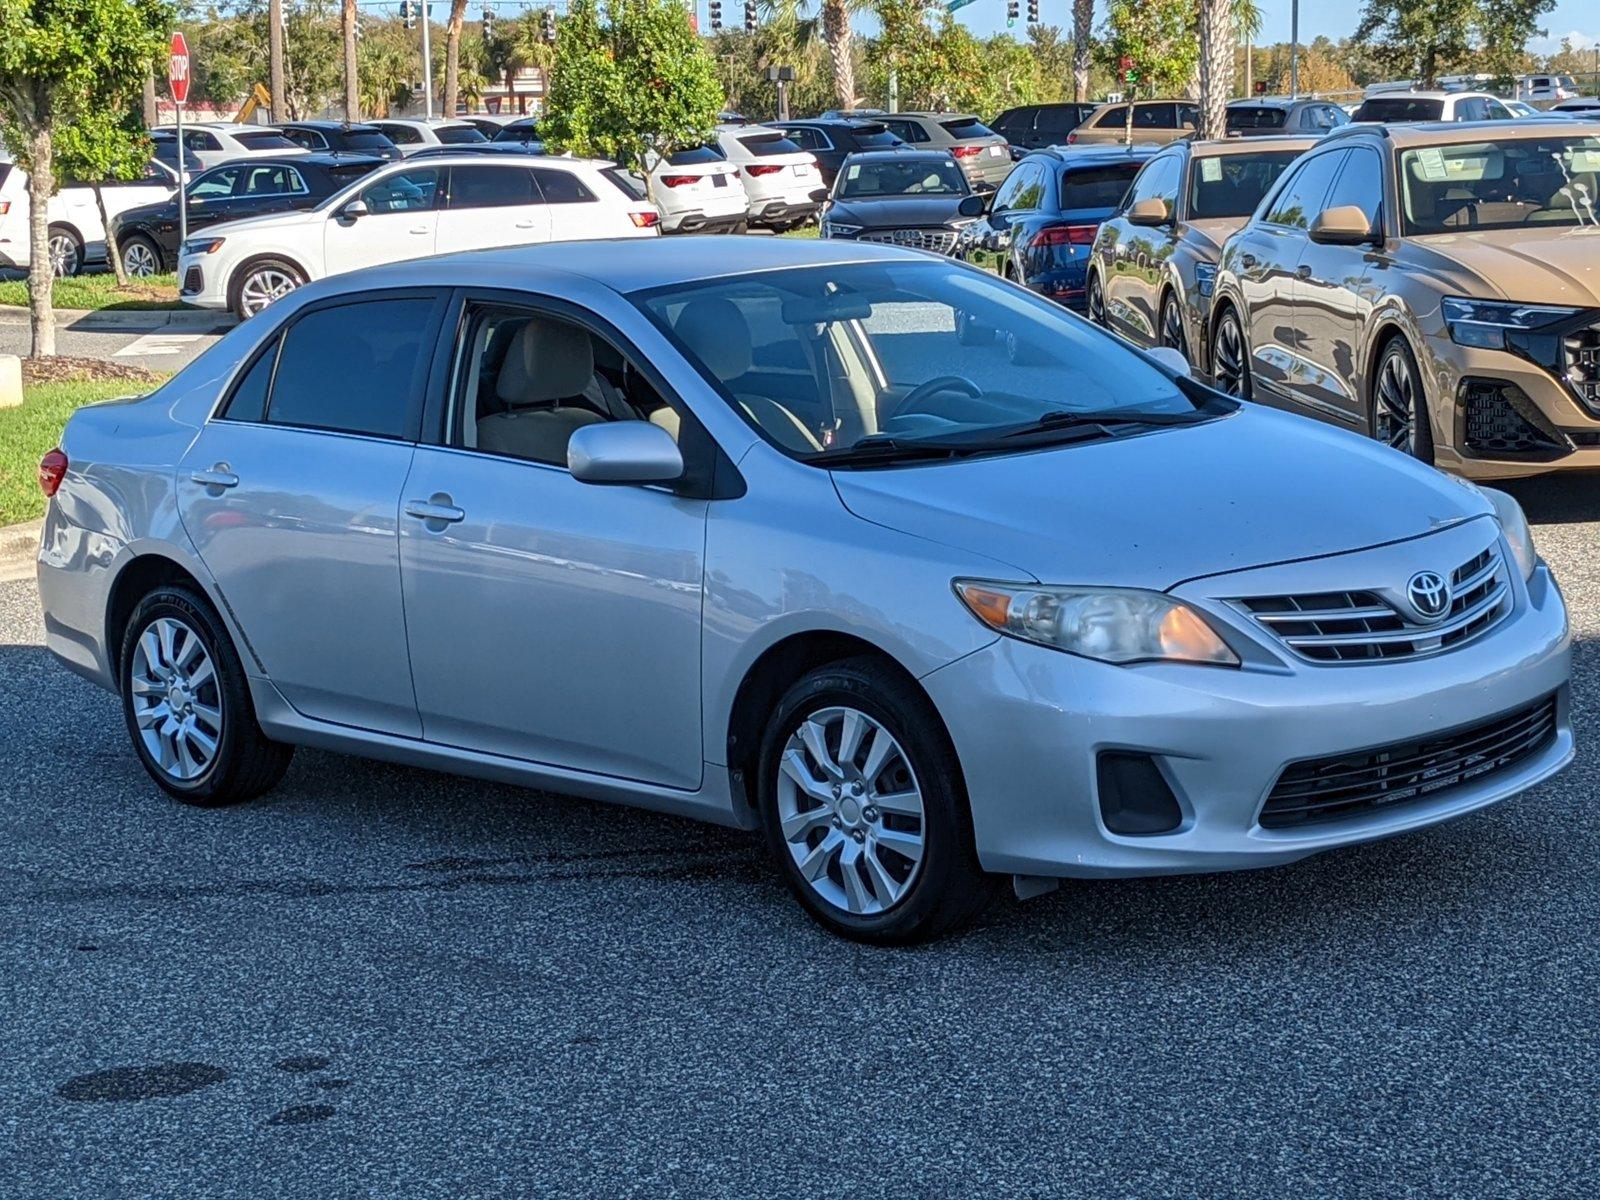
top-left (178, 155), bottom-right (660, 319)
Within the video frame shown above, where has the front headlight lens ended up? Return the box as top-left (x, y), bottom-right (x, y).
top-left (954, 581), bottom-right (1240, 666)
top-left (1441, 297), bottom-right (1578, 350)
top-left (821, 220), bottom-right (862, 238)
top-left (1194, 262), bottom-right (1217, 298)
top-left (1482, 486), bottom-right (1538, 579)
top-left (181, 236), bottom-right (225, 256)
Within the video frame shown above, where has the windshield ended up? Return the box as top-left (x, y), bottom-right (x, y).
top-left (1227, 107), bottom-right (1288, 131)
top-left (837, 158), bottom-right (966, 198)
top-left (632, 261), bottom-right (1212, 465)
top-left (1189, 150), bottom-right (1303, 219)
top-left (1400, 135), bottom-right (1600, 233)
top-left (437, 125), bottom-right (488, 144)
top-left (236, 131), bottom-right (298, 150)
top-left (1354, 97), bottom-right (1445, 122)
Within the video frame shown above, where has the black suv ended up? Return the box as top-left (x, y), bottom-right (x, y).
top-left (279, 120), bottom-right (402, 159)
top-left (108, 153), bottom-right (386, 276)
top-left (991, 103), bottom-right (1099, 153)
top-left (774, 118), bottom-right (907, 187)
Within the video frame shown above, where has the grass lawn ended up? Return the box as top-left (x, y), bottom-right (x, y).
top-left (0, 272), bottom-right (184, 311)
top-left (1, 376), bottom-right (162, 527)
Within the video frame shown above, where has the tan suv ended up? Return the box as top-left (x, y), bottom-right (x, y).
top-left (1067, 101), bottom-right (1199, 147)
top-left (1208, 119), bottom-right (1600, 478)
top-left (1087, 134), bottom-right (1316, 364)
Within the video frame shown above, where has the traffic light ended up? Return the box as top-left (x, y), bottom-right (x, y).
top-left (542, 7), bottom-right (556, 43)
top-left (401, 0), bottom-right (415, 30)
top-left (709, 0), bottom-right (721, 30)
top-left (1026, 0), bottom-right (1038, 22)
top-left (481, 5), bottom-right (494, 38)
top-left (1005, 0), bottom-right (1018, 26)
top-left (744, 0), bottom-right (756, 32)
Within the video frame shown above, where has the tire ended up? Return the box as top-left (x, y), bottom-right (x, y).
top-left (1086, 269), bottom-right (1107, 327)
top-left (120, 234), bottom-right (163, 278)
top-left (1210, 305), bottom-right (1252, 400)
top-left (756, 657), bottom-right (996, 944)
top-left (47, 224), bottom-right (82, 278)
top-left (118, 585), bottom-right (293, 807)
top-left (1158, 291), bottom-right (1187, 358)
top-left (1371, 336), bottom-right (1435, 463)
top-left (229, 257), bottom-right (305, 320)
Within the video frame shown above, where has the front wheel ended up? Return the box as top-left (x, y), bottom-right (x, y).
top-left (231, 258), bottom-right (304, 320)
top-left (1159, 292), bottom-right (1187, 358)
top-left (1371, 337), bottom-right (1435, 463)
top-left (1210, 306), bottom-right (1252, 399)
top-left (756, 657), bottom-right (995, 944)
top-left (1085, 269), bottom-right (1107, 327)
top-left (120, 234), bottom-right (163, 278)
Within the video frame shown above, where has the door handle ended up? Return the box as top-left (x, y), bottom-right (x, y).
top-left (1241, 253), bottom-right (1258, 269)
top-left (514, 220), bottom-right (537, 229)
top-left (190, 466), bottom-right (239, 489)
top-left (1296, 264), bottom-right (1313, 280)
top-left (409, 226), bottom-right (430, 235)
top-left (404, 496), bottom-right (465, 525)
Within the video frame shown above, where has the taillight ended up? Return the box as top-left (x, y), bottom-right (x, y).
top-left (1031, 224), bottom-right (1098, 247)
top-left (745, 164), bottom-right (784, 176)
top-left (660, 175), bottom-right (697, 188)
top-left (38, 447), bottom-right (67, 497)
top-left (0, 200), bottom-right (10, 215)
top-left (951, 145), bottom-right (983, 159)
top-left (1065, 132), bottom-right (1079, 145)
top-left (629, 210), bottom-right (660, 228)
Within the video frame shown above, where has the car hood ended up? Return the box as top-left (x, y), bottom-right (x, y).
top-left (831, 404), bottom-right (1490, 589)
top-left (110, 199), bottom-right (176, 229)
top-left (196, 206), bottom-right (325, 237)
top-left (828, 196), bottom-right (966, 228)
top-left (1408, 225), bottom-right (1600, 305)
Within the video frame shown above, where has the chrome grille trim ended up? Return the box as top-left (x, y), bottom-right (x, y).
top-left (857, 228), bottom-right (960, 255)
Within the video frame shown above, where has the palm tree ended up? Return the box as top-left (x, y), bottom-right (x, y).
top-left (1197, 0), bottom-right (1260, 139)
top-left (342, 0), bottom-right (359, 119)
top-left (764, 0), bottom-right (865, 111)
top-left (1073, 0), bottom-right (1093, 102)
top-left (444, 0), bottom-right (470, 116)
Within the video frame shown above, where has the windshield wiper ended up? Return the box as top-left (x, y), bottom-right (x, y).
top-left (999, 409), bottom-right (1210, 439)
top-left (807, 435), bottom-right (1001, 467)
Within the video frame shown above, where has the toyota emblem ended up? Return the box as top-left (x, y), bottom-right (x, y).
top-left (1407, 570), bottom-right (1451, 621)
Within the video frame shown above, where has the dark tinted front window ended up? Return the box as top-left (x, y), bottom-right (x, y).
top-left (531, 168), bottom-right (595, 203)
top-left (221, 339), bottom-right (277, 423)
top-left (836, 157), bottom-right (965, 198)
top-left (344, 130), bottom-right (397, 152)
top-left (1354, 97), bottom-right (1445, 122)
top-left (267, 298), bottom-right (436, 438)
top-left (449, 164), bottom-right (536, 207)
top-left (436, 125), bottom-right (489, 145)
top-left (739, 132), bottom-right (804, 156)
top-left (1226, 107), bottom-right (1288, 130)
top-left (940, 118), bottom-right (996, 139)
top-left (991, 108), bottom-right (1035, 136)
top-left (1188, 150), bottom-right (1301, 219)
top-left (361, 167), bottom-right (440, 212)
top-left (1059, 162), bottom-right (1143, 210)
top-left (1263, 151), bottom-right (1345, 228)
top-left (235, 131), bottom-right (298, 151)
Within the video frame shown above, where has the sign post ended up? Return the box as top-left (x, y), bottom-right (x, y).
top-left (169, 31), bottom-right (191, 256)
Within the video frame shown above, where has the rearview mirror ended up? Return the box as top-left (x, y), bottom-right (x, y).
top-left (1127, 197), bottom-right (1170, 227)
top-left (568, 421), bottom-right (684, 486)
top-left (339, 199), bottom-right (370, 221)
top-left (1309, 204), bottom-right (1375, 245)
top-left (957, 194), bottom-right (986, 218)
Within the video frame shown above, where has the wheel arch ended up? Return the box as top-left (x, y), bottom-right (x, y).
top-left (226, 251), bottom-right (311, 310)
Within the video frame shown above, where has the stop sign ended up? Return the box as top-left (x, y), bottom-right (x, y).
top-left (169, 32), bottom-right (190, 105)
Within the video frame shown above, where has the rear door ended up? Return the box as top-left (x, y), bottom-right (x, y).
top-left (435, 162), bottom-right (549, 253)
top-left (176, 291), bottom-right (449, 735)
top-left (531, 167), bottom-right (614, 240)
top-left (323, 164), bottom-right (441, 274)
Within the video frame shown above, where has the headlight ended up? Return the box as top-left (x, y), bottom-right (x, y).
top-left (820, 220), bottom-right (862, 238)
top-left (1482, 486), bottom-right (1538, 579)
top-left (181, 236), bottom-right (225, 256)
top-left (1193, 262), bottom-right (1217, 298)
top-left (1441, 297), bottom-right (1578, 350)
top-left (954, 580), bottom-right (1240, 666)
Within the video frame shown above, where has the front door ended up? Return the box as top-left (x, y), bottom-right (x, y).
top-left (1105, 152), bottom-right (1182, 345)
top-left (176, 291), bottom-right (448, 736)
top-left (323, 164), bottom-right (441, 276)
top-left (398, 299), bottom-right (708, 789)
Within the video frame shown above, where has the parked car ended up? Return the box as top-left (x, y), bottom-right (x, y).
top-left (37, 236), bottom-right (1572, 943)
top-left (1209, 119), bottom-right (1600, 478)
top-left (177, 155), bottom-right (658, 319)
top-left (150, 140), bottom-right (204, 183)
top-left (1550, 97), bottom-right (1600, 116)
top-left (645, 144), bottom-right (747, 234)
top-left (410, 142), bottom-right (546, 159)
top-left (876, 112), bottom-right (1012, 191)
top-left (459, 115), bottom-right (519, 139)
top-left (1087, 135), bottom-right (1316, 362)
top-left (819, 150), bottom-right (984, 255)
top-left (1066, 101), bottom-right (1199, 146)
top-left (773, 118), bottom-right (907, 187)
top-left (962, 145), bottom-right (1158, 310)
top-left (1225, 97), bottom-right (1350, 136)
top-left (0, 158), bottom-right (175, 275)
top-left (150, 124), bottom-right (308, 171)
top-left (1515, 74), bottom-right (1580, 103)
top-left (278, 120), bottom-right (402, 160)
top-left (990, 103), bottom-right (1100, 152)
top-left (713, 125), bottom-right (824, 231)
top-left (1351, 91), bottom-right (1515, 123)
top-left (368, 118), bottom-right (489, 155)
top-left (491, 118), bottom-right (544, 149)
top-left (109, 154), bottom-right (386, 277)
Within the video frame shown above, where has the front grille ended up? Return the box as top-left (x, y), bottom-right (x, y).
top-left (858, 228), bottom-right (959, 255)
top-left (1236, 542), bottom-right (1510, 663)
top-left (1562, 321), bottom-right (1600, 415)
top-left (1461, 378), bottom-right (1567, 460)
top-left (1259, 694), bottom-right (1558, 828)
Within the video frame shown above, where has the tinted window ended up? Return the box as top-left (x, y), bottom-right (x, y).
top-left (1227, 106), bottom-right (1287, 130)
top-left (436, 124), bottom-right (489, 145)
top-left (1188, 150), bottom-right (1302, 219)
top-left (284, 128), bottom-right (325, 149)
top-left (267, 298), bottom-right (436, 438)
top-left (361, 167), bottom-right (440, 212)
top-left (379, 123), bottom-right (423, 144)
top-left (239, 164), bottom-right (306, 196)
top-left (235, 131), bottom-right (298, 151)
top-left (449, 164), bottom-right (536, 208)
top-left (1263, 150), bottom-right (1346, 229)
top-left (345, 130), bottom-right (397, 151)
top-left (189, 166), bottom-right (240, 200)
top-left (327, 162), bottom-right (382, 188)
top-left (992, 108), bottom-right (1035, 137)
top-left (1125, 155), bottom-right (1182, 209)
top-left (1059, 162), bottom-right (1143, 211)
top-left (883, 119), bottom-right (930, 144)
top-left (1035, 105), bottom-right (1083, 139)
top-left (849, 124), bottom-right (902, 149)
top-left (183, 130), bottom-right (222, 151)
top-left (940, 117), bottom-right (996, 139)
top-left (531, 169), bottom-right (595, 203)
top-left (782, 126), bottom-right (828, 151)
top-left (221, 338), bottom-right (278, 423)
top-left (1353, 97), bottom-right (1445, 122)
top-left (1093, 105), bottom-right (1128, 129)
top-left (1133, 104), bottom-right (1177, 130)
top-left (1320, 147), bottom-right (1383, 227)
top-left (739, 132), bottom-right (804, 156)
top-left (666, 145), bottom-right (724, 165)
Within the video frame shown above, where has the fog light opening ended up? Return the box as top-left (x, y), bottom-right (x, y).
top-left (1096, 752), bottom-right (1184, 836)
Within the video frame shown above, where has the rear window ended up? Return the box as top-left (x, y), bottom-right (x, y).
top-left (235, 131), bottom-right (298, 151)
top-left (667, 145), bottom-right (725, 165)
top-left (940, 118), bottom-right (996, 139)
top-left (436, 125), bottom-right (489, 145)
top-left (1354, 98), bottom-right (1445, 122)
top-left (1227, 107), bottom-right (1288, 130)
top-left (602, 166), bottom-right (647, 199)
top-left (738, 132), bottom-right (804, 156)
top-left (327, 162), bottom-right (381, 186)
top-left (344, 130), bottom-right (396, 152)
top-left (1058, 162), bottom-right (1144, 210)
top-left (849, 123), bottom-right (902, 148)
top-left (531, 168), bottom-right (595, 204)
top-left (1188, 150), bottom-right (1302, 219)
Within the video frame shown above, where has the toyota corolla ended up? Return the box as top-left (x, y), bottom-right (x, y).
top-left (34, 237), bottom-right (1573, 942)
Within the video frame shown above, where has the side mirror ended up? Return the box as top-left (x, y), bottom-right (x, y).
top-left (1147, 346), bottom-right (1191, 377)
top-left (957, 194), bottom-right (986, 218)
top-left (1309, 204), bottom-right (1375, 245)
top-left (1127, 197), bottom-right (1170, 227)
top-left (568, 421), bottom-right (684, 486)
top-left (809, 187), bottom-right (829, 203)
top-left (340, 199), bottom-right (370, 221)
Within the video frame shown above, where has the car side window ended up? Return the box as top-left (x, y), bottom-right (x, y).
top-left (1456, 97), bottom-right (1487, 122)
top-left (285, 129), bottom-right (325, 150)
top-left (1484, 100), bottom-right (1512, 120)
top-left (190, 167), bottom-right (240, 201)
top-left (1263, 150), bottom-right (1346, 230)
top-left (182, 130), bottom-right (221, 152)
top-left (991, 162), bottom-right (1035, 210)
top-left (379, 124), bottom-right (422, 144)
top-left (360, 167), bottom-right (441, 213)
top-left (239, 165), bottom-right (306, 197)
top-left (1124, 154), bottom-right (1181, 214)
top-left (218, 337), bottom-right (279, 423)
top-left (1094, 105), bottom-right (1127, 129)
top-left (784, 126), bottom-right (828, 151)
top-left (1006, 164), bottom-right (1047, 210)
top-left (266, 298), bottom-right (439, 438)
top-left (1133, 104), bottom-right (1175, 130)
top-left (530, 169), bottom-right (595, 203)
top-left (1320, 147), bottom-right (1383, 230)
top-left (884, 119), bottom-right (929, 144)
top-left (448, 164), bottom-right (538, 208)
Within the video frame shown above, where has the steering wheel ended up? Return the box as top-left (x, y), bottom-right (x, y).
top-left (886, 375), bottom-right (983, 421)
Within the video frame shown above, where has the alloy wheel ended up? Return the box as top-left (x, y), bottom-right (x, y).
top-left (775, 706), bottom-right (927, 916)
top-left (1159, 296), bottom-right (1186, 356)
top-left (122, 240), bottom-right (160, 278)
top-left (1087, 273), bottom-right (1106, 325)
top-left (48, 234), bottom-right (79, 278)
top-left (238, 266), bottom-right (299, 316)
top-left (1212, 313), bottom-right (1248, 396)
top-left (1374, 349), bottom-right (1418, 452)
top-left (128, 616), bottom-right (223, 782)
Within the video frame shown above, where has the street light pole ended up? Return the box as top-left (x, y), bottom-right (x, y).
top-left (421, 1), bottom-right (435, 118)
top-left (1289, 0), bottom-right (1299, 98)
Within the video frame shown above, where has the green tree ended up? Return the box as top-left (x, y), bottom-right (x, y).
top-left (1353, 0), bottom-right (1554, 88)
top-left (1099, 0), bottom-right (1195, 141)
top-left (0, 0), bottom-right (170, 356)
top-left (541, 0), bottom-right (721, 201)
top-left (54, 105), bottom-right (152, 285)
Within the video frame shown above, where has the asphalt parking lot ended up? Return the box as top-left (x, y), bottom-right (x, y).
top-left (1, 474), bottom-right (1596, 1198)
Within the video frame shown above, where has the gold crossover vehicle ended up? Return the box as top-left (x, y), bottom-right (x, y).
top-left (1209, 119), bottom-right (1600, 478)
top-left (1087, 135), bottom-right (1316, 363)
top-left (1065, 101), bottom-right (1199, 147)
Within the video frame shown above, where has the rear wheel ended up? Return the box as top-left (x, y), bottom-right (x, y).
top-left (231, 258), bottom-right (304, 320)
top-left (120, 234), bottom-right (163, 278)
top-left (1371, 336), bottom-right (1435, 463)
top-left (756, 657), bottom-right (995, 944)
top-left (47, 225), bottom-right (82, 278)
top-left (1210, 306), bottom-right (1252, 399)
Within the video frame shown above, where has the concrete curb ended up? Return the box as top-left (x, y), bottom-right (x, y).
top-left (0, 518), bottom-right (41, 584)
top-left (0, 306), bottom-right (235, 333)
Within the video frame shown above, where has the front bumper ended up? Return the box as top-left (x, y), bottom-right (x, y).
top-left (923, 532), bottom-right (1572, 879)
top-left (176, 253), bottom-right (228, 309)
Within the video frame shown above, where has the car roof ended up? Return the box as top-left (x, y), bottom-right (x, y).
top-left (378, 150), bottom-right (613, 170)
top-left (1332, 117), bottom-right (1584, 146)
top-left (1226, 97), bottom-right (1302, 110)
top-left (1188, 134), bottom-right (1320, 156)
top-left (897, 111), bottom-right (980, 120)
top-left (1023, 145), bottom-right (1161, 165)
top-left (227, 152), bottom-right (385, 169)
top-left (284, 120), bottom-right (384, 133)
top-left (845, 148), bottom-right (953, 162)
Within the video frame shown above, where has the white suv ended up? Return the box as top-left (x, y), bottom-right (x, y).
top-left (714, 125), bottom-right (824, 231)
top-left (0, 158), bottom-right (176, 275)
top-left (367, 119), bottom-right (490, 156)
top-left (178, 155), bottom-right (659, 319)
top-left (150, 124), bottom-right (309, 171)
top-left (1351, 91), bottom-right (1515, 123)
top-left (644, 144), bottom-right (748, 234)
